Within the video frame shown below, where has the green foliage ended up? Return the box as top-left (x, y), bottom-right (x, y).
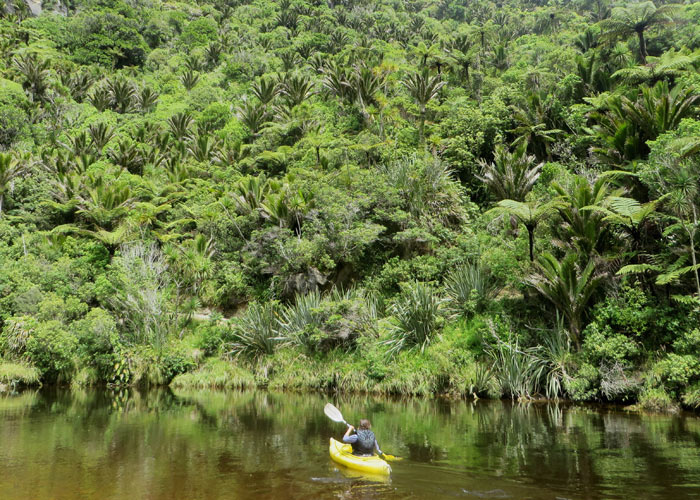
top-left (0, 0), bottom-right (698, 407)
top-left (67, 11), bottom-right (149, 67)
top-left (382, 282), bottom-right (444, 356)
top-left (0, 78), bottom-right (30, 149)
top-left (444, 263), bottom-right (500, 318)
top-left (24, 320), bottom-right (78, 381)
top-left (170, 357), bottom-right (255, 390)
top-left (634, 387), bottom-right (679, 413)
top-left (179, 17), bottom-right (218, 47)
top-left (484, 327), bottom-right (547, 400)
top-left (226, 302), bottom-right (283, 359)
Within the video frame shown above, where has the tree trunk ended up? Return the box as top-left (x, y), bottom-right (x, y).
top-left (689, 207), bottom-right (700, 296)
top-left (0, 193), bottom-right (3, 218)
top-left (637, 29), bottom-right (647, 65)
top-left (527, 224), bottom-right (535, 262)
top-left (419, 107), bottom-right (426, 143)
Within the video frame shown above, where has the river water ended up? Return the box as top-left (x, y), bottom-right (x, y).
top-left (1, 388), bottom-right (699, 499)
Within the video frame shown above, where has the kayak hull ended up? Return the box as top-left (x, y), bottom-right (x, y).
top-left (329, 438), bottom-right (391, 476)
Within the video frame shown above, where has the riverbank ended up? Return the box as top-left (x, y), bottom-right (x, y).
top-left (1, 310), bottom-right (696, 414)
top-left (0, 361), bottom-right (40, 392)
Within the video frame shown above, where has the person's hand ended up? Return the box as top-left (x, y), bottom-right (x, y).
top-left (348, 425), bottom-right (355, 431)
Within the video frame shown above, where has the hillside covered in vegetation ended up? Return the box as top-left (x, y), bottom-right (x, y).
top-left (1, 0), bottom-right (700, 410)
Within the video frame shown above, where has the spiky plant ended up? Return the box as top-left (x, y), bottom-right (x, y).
top-left (137, 86), bottom-right (159, 112)
top-left (402, 69), bottom-right (445, 142)
top-left (445, 263), bottom-right (501, 317)
top-left (180, 70), bottom-right (200, 91)
top-left (88, 122), bottom-right (115, 153)
top-left (383, 282), bottom-right (444, 356)
top-left (526, 253), bottom-right (605, 348)
top-left (600, 2), bottom-right (677, 64)
top-left (168, 112), bottom-right (194, 141)
top-left (477, 142), bottom-right (542, 202)
top-left (226, 302), bottom-right (284, 359)
top-left (0, 153), bottom-right (28, 217)
top-left (278, 290), bottom-right (322, 352)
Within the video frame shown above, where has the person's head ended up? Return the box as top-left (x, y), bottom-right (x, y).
top-left (358, 419), bottom-right (371, 430)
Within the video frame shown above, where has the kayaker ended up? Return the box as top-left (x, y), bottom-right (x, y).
top-left (343, 419), bottom-right (383, 457)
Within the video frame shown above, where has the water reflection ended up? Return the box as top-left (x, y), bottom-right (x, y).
top-left (0, 389), bottom-right (699, 499)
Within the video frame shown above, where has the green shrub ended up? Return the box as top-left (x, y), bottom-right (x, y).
top-left (382, 282), bottom-right (444, 356)
top-left (67, 12), bottom-right (149, 67)
top-left (25, 320), bottom-right (78, 381)
top-left (634, 388), bottom-right (679, 413)
top-left (225, 302), bottom-right (283, 359)
top-left (73, 308), bottom-right (119, 380)
top-left (0, 78), bottom-right (29, 148)
top-left (444, 263), bottom-right (500, 318)
top-left (179, 17), bottom-right (218, 47)
top-left (194, 321), bottom-right (231, 356)
top-left (682, 383), bottom-right (700, 409)
top-left (0, 361), bottom-right (40, 387)
top-left (564, 362), bottom-right (598, 401)
top-left (652, 354), bottom-right (700, 394)
top-left (170, 358), bottom-right (255, 390)
top-left (582, 323), bottom-right (639, 366)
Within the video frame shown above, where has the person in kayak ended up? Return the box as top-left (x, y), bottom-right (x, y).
top-left (343, 419), bottom-right (383, 456)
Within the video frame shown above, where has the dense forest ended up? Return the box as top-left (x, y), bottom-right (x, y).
top-left (1, 0), bottom-right (700, 410)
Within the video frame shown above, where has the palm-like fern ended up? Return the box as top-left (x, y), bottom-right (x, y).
top-left (0, 153), bottom-right (28, 217)
top-left (526, 253), bottom-right (605, 347)
top-left (402, 69), bottom-right (446, 141)
top-left (477, 143), bottom-right (542, 202)
top-left (600, 2), bottom-right (677, 64)
top-left (487, 199), bottom-right (562, 262)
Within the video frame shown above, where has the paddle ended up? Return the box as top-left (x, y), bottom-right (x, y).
top-left (323, 403), bottom-right (401, 462)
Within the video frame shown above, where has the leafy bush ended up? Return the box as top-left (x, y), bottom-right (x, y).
top-left (652, 354), bottom-right (700, 395)
top-left (444, 263), bottom-right (500, 318)
top-left (73, 308), bottom-right (119, 379)
top-left (225, 302), bottom-right (283, 359)
top-left (0, 78), bottom-right (29, 148)
top-left (24, 320), bottom-right (78, 381)
top-left (382, 282), bottom-right (444, 356)
top-left (564, 362), bottom-right (599, 401)
top-left (484, 328), bottom-right (547, 400)
top-left (582, 323), bottom-right (640, 366)
top-left (0, 361), bottom-right (40, 387)
top-left (67, 12), bottom-right (149, 67)
top-left (682, 383), bottom-right (700, 409)
top-left (635, 388), bottom-right (679, 413)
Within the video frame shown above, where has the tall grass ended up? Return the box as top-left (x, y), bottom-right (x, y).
top-left (278, 290), bottom-right (322, 351)
top-left (540, 316), bottom-right (573, 399)
top-left (484, 327), bottom-right (547, 400)
top-left (0, 361), bottom-right (41, 387)
top-left (225, 302), bottom-right (283, 359)
top-left (383, 282), bottom-right (444, 356)
top-left (445, 263), bottom-right (500, 318)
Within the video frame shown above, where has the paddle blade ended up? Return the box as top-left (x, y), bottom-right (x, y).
top-left (324, 403), bottom-right (345, 424)
top-left (382, 454), bottom-right (402, 462)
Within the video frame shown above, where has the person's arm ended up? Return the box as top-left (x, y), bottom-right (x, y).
top-left (342, 425), bottom-right (357, 444)
top-left (374, 438), bottom-right (382, 455)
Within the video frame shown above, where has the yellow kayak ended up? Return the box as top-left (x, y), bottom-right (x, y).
top-left (329, 438), bottom-right (391, 476)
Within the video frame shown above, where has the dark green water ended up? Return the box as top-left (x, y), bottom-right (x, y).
top-left (1, 389), bottom-right (699, 499)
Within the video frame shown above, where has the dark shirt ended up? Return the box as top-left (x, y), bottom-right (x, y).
top-left (342, 433), bottom-right (382, 455)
